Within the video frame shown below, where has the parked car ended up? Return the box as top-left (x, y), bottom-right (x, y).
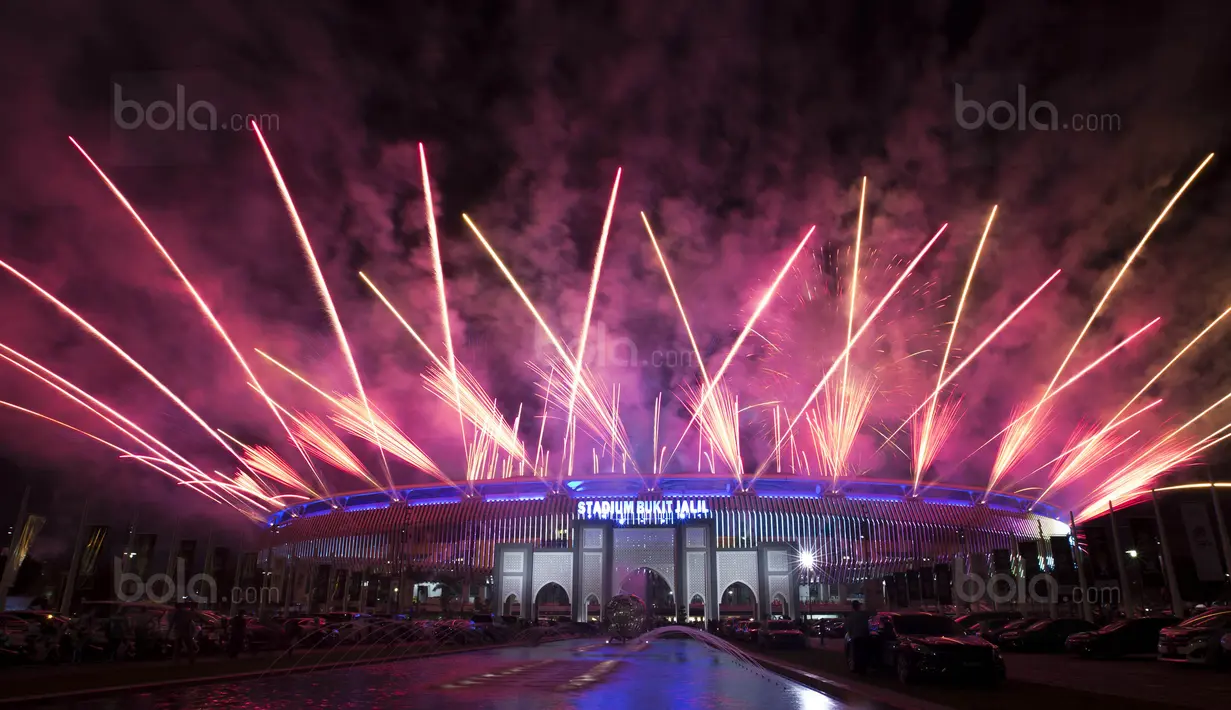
top-left (1220, 630), bottom-right (1231, 655)
top-left (736, 621), bottom-right (762, 641)
top-left (998, 618), bottom-right (1097, 652)
top-left (1157, 608), bottom-right (1231, 665)
top-left (1065, 617), bottom-right (1178, 658)
top-left (955, 610), bottom-right (1023, 631)
top-left (757, 620), bottom-right (806, 649)
top-left (847, 612), bottom-right (1005, 684)
top-left (280, 616), bottom-right (333, 649)
top-left (981, 618), bottom-right (1037, 645)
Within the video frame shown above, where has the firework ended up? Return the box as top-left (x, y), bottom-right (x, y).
top-left (530, 359), bottom-right (632, 475)
top-left (0, 257), bottom-right (258, 480)
top-left (289, 412), bottom-right (379, 487)
top-left (1001, 154), bottom-right (1214, 488)
top-left (912, 206), bottom-right (996, 493)
top-left (69, 137), bottom-right (329, 498)
top-left (254, 349), bottom-right (452, 486)
top-left (219, 431), bottom-right (318, 497)
top-left (987, 402), bottom-right (1054, 494)
top-left (1, 132), bottom-right (1222, 524)
top-left (760, 223), bottom-right (950, 477)
top-left (808, 374), bottom-right (878, 488)
top-left (423, 362), bottom-right (528, 468)
top-left (328, 396), bottom-right (449, 483)
top-left (565, 169), bottom-right (622, 478)
top-left (252, 124), bottom-right (396, 496)
top-left (680, 380), bottom-right (744, 480)
top-left (1035, 424), bottom-right (1137, 505)
top-left (668, 225), bottom-right (817, 470)
top-left (910, 395), bottom-right (964, 489)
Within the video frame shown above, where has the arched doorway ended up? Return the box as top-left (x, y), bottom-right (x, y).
top-left (584, 594), bottom-right (601, 621)
top-left (688, 594), bottom-right (705, 622)
top-left (503, 593), bottom-right (521, 618)
top-left (719, 581), bottom-right (757, 618)
top-left (534, 582), bottom-right (571, 621)
top-left (617, 567), bottom-right (674, 618)
top-left (771, 593), bottom-right (788, 618)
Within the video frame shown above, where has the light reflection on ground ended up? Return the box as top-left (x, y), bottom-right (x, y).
top-left (47, 639), bottom-right (848, 710)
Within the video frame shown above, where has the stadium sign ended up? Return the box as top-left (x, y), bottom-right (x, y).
top-left (576, 498), bottom-right (711, 524)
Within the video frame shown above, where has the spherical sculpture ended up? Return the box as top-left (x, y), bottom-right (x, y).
top-left (605, 594), bottom-right (648, 640)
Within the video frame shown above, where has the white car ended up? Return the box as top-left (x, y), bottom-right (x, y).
top-left (1157, 608), bottom-right (1231, 665)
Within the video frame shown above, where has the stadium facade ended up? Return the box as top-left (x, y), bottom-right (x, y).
top-left (261, 474), bottom-right (1072, 621)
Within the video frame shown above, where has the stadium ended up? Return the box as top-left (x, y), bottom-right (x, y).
top-left (260, 475), bottom-right (1073, 622)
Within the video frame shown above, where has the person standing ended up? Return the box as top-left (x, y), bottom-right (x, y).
top-left (845, 600), bottom-right (871, 673)
top-left (227, 611), bottom-right (247, 659)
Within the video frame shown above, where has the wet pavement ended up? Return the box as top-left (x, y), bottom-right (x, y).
top-left (37, 639), bottom-right (854, 710)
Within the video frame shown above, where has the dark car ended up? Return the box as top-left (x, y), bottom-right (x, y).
top-left (1065, 617), bottom-right (1177, 658)
top-left (998, 618), bottom-right (1096, 652)
top-left (955, 610), bottom-right (1023, 631)
top-left (847, 612), bottom-right (1005, 684)
top-left (982, 618), bottom-right (1037, 645)
top-left (1157, 608), bottom-right (1231, 665)
top-left (757, 620), bottom-right (806, 649)
top-left (736, 621), bottom-right (762, 641)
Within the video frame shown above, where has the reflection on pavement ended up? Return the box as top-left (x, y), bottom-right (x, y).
top-left (50, 639), bottom-right (851, 710)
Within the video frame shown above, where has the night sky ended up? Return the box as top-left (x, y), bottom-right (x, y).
top-left (1, 1), bottom-right (1230, 554)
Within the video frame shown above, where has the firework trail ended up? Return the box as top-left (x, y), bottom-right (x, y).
top-left (991, 154), bottom-right (1214, 478)
top-left (912, 206), bottom-right (996, 493)
top-left (910, 395), bottom-right (964, 488)
top-left (1073, 437), bottom-right (1197, 522)
top-left (0, 257), bottom-right (263, 481)
top-left (642, 213), bottom-right (712, 387)
top-left (1073, 384), bottom-right (1231, 521)
top-left (0, 399), bottom-right (235, 508)
top-left (252, 124), bottom-right (396, 498)
top-left (328, 396), bottom-right (448, 481)
top-left (68, 137), bottom-right (329, 499)
top-left (565, 169), bottom-right (622, 478)
top-left (1035, 424), bottom-right (1137, 504)
top-left (461, 214), bottom-right (619, 459)
top-left (809, 374), bottom-right (878, 489)
top-left (757, 223), bottom-right (949, 478)
top-left (1031, 304), bottom-right (1231, 494)
top-left (666, 224), bottom-right (817, 471)
top-left (879, 269), bottom-right (1062, 454)
top-left (1024, 399), bottom-right (1162, 487)
top-left (841, 177), bottom-right (868, 390)
top-left (423, 363), bottom-right (528, 468)
top-left (362, 270), bottom-right (526, 478)
top-left (416, 144), bottom-right (471, 468)
top-left (288, 412), bottom-right (378, 487)
top-left (962, 316), bottom-right (1162, 470)
top-left (530, 359), bottom-right (632, 473)
top-left (0, 345), bottom-right (209, 481)
top-left (253, 350), bottom-right (453, 488)
top-left (988, 402), bottom-right (1055, 492)
top-left (680, 380), bottom-right (744, 480)
top-left (219, 431), bottom-right (318, 496)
